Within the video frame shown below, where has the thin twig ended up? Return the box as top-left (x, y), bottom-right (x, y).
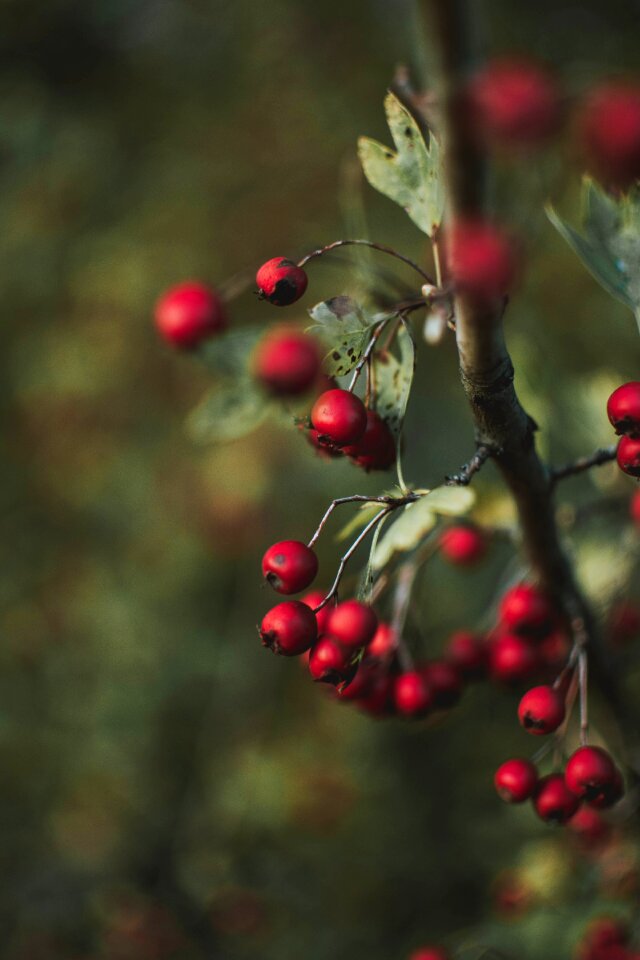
top-left (348, 316), bottom-right (392, 392)
top-left (314, 508), bottom-right (393, 611)
top-left (391, 561), bottom-right (420, 671)
top-left (307, 493), bottom-right (419, 549)
top-left (445, 443), bottom-right (493, 486)
top-left (579, 649), bottom-right (589, 746)
top-left (297, 238), bottom-right (434, 284)
top-left (549, 444), bottom-right (618, 485)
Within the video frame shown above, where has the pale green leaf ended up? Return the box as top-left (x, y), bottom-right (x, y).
top-left (199, 325), bottom-right (264, 377)
top-left (335, 502), bottom-right (382, 542)
top-left (187, 381), bottom-right (271, 444)
top-left (371, 322), bottom-right (415, 439)
top-left (307, 296), bottom-right (379, 376)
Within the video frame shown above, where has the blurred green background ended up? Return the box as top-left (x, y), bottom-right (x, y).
top-left (3, 1), bottom-right (640, 958)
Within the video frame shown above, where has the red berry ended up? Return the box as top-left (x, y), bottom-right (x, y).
top-left (538, 629), bottom-right (571, 671)
top-left (155, 281), bottom-right (226, 348)
top-left (420, 660), bottom-right (463, 708)
top-left (489, 633), bottom-right (540, 684)
top-left (337, 662), bottom-right (377, 702)
top-left (305, 426), bottom-right (344, 460)
top-left (439, 524), bottom-right (487, 565)
top-left (567, 806), bottom-right (611, 847)
top-left (447, 220), bottom-right (518, 305)
top-left (343, 410), bottom-right (396, 471)
top-left (579, 83), bottom-right (640, 189)
top-left (579, 916), bottom-right (630, 953)
top-left (607, 382), bottom-right (640, 437)
top-left (262, 540), bottom-right (318, 595)
top-left (532, 773), bottom-right (581, 824)
top-left (445, 630), bottom-right (487, 679)
top-left (256, 257), bottom-right (308, 306)
top-left (254, 330), bottom-right (321, 396)
top-left (308, 638), bottom-right (351, 684)
top-left (631, 490), bottom-right (640, 526)
top-left (394, 671), bottom-right (434, 718)
top-left (494, 758), bottom-right (538, 803)
top-left (518, 685), bottom-right (566, 735)
top-left (617, 435), bottom-right (640, 477)
top-left (409, 949), bottom-right (452, 960)
top-left (565, 746), bottom-right (619, 804)
top-left (310, 389), bottom-right (367, 447)
top-left (301, 591), bottom-right (332, 635)
top-left (367, 622), bottom-right (397, 660)
top-left (587, 766), bottom-right (624, 810)
top-left (355, 670), bottom-right (394, 716)
top-left (468, 58), bottom-right (560, 145)
top-left (259, 601), bottom-right (317, 656)
top-left (499, 583), bottom-right (554, 636)
top-left (326, 600), bottom-right (378, 649)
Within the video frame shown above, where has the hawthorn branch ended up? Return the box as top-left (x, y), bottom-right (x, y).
top-left (549, 444), bottom-right (618, 485)
top-left (445, 443), bottom-right (493, 486)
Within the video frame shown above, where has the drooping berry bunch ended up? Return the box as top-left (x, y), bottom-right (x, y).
top-left (608, 382), bottom-right (640, 478)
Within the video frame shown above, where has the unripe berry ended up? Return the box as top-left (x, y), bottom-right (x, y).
top-left (617, 435), bottom-right (640, 477)
top-left (607, 382), bottom-right (640, 437)
top-left (310, 389), bottom-right (367, 446)
top-left (308, 638), bottom-right (351, 684)
top-left (256, 257), bottom-right (308, 306)
top-left (499, 583), bottom-right (554, 637)
top-left (326, 600), bottom-right (378, 649)
top-left (394, 671), bottom-right (434, 718)
top-left (532, 773), bottom-right (580, 824)
top-left (301, 591), bottom-right (332, 635)
top-left (518, 685), bottom-right (566, 735)
top-left (155, 281), bottom-right (226, 348)
top-left (420, 660), bottom-right (463, 709)
top-left (259, 601), bottom-right (317, 656)
top-left (343, 410), bottom-right (396, 471)
top-left (489, 633), bottom-right (540, 684)
top-left (439, 524), bottom-right (487, 565)
top-left (468, 58), bottom-right (560, 145)
top-left (367, 622), bottom-right (397, 660)
top-left (579, 83), bottom-right (640, 189)
top-left (409, 949), bottom-right (452, 960)
top-left (254, 331), bottom-right (321, 396)
top-left (262, 540), bottom-right (318, 595)
top-left (494, 758), bottom-right (538, 803)
top-left (445, 630), bottom-right (487, 679)
top-left (565, 746), bottom-right (618, 804)
top-left (447, 220), bottom-right (518, 305)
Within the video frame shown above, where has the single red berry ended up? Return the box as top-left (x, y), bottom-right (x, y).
top-left (367, 622), bottom-right (397, 660)
top-left (343, 410), bottom-right (396, 471)
top-left (494, 758), bottom-right (538, 803)
top-left (308, 638), bottom-right (351, 684)
top-left (609, 601), bottom-right (640, 646)
top-left (445, 630), bottom-right (487, 679)
top-left (355, 670), bottom-right (394, 716)
top-left (420, 660), bottom-right (463, 709)
top-left (468, 58), bottom-right (560, 145)
top-left (259, 601), bottom-right (317, 656)
top-left (617, 435), bottom-right (640, 477)
top-left (587, 766), bottom-right (624, 810)
top-left (256, 257), bottom-right (308, 306)
top-left (326, 600), bottom-right (378, 649)
top-left (579, 83), bottom-right (640, 189)
top-left (394, 671), bottom-right (434, 718)
top-left (262, 540), bottom-right (318, 595)
top-left (310, 389), bottom-right (368, 447)
top-left (447, 220), bottom-right (518, 305)
top-left (565, 746), bottom-right (619, 804)
top-left (538, 629), bottom-right (571, 671)
top-left (439, 524), bottom-right (487, 565)
top-left (489, 633), bottom-right (540, 684)
top-left (579, 916), bottom-right (630, 952)
top-left (253, 330), bottom-right (321, 396)
top-left (301, 591), bottom-right (332, 635)
top-left (533, 773), bottom-right (581, 824)
top-left (518, 685), bottom-right (566, 735)
top-left (499, 583), bottom-right (554, 637)
top-left (409, 948), bottom-right (452, 960)
top-left (155, 281), bottom-right (226, 348)
top-left (607, 382), bottom-right (640, 437)
top-left (337, 662), bottom-right (377, 702)
top-left (305, 426), bottom-right (344, 460)
top-left (567, 806), bottom-right (611, 847)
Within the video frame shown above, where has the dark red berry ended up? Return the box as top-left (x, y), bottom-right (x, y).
top-left (337, 662), bottom-right (377, 702)
top-left (305, 426), bottom-right (344, 460)
top-left (617, 435), bottom-right (640, 477)
top-left (254, 330), bottom-right (321, 396)
top-left (256, 257), bottom-right (308, 306)
top-left (518, 685), bottom-right (566, 735)
top-left (259, 601), bottom-right (317, 656)
top-left (579, 83), bottom-right (640, 189)
top-left (609, 601), bottom-right (640, 646)
top-left (308, 638), bottom-right (351, 684)
top-left (262, 540), bottom-right (318, 595)
top-left (420, 660), bottom-right (463, 709)
top-left (355, 670), bottom-right (394, 716)
top-left (607, 382), bottom-right (640, 437)
top-left (565, 746), bottom-right (618, 804)
top-left (631, 490), bottom-right (640, 526)
top-left (439, 524), bottom-right (487, 565)
top-left (326, 600), bottom-right (378, 649)
top-left (394, 671), bottom-right (434, 718)
top-left (447, 220), bottom-right (518, 305)
top-left (409, 948), bottom-right (452, 960)
top-left (587, 766), bottom-right (624, 810)
top-left (499, 583), bottom-right (554, 636)
top-left (343, 410), bottom-right (396, 471)
top-left (445, 630), bottom-right (487, 679)
top-left (532, 773), bottom-right (581, 824)
top-left (494, 758), bottom-right (538, 803)
top-left (301, 591), bottom-right (332, 635)
top-left (310, 389), bottom-right (367, 447)
top-left (367, 622), bottom-right (397, 660)
top-left (468, 58), bottom-right (560, 145)
top-left (567, 806), bottom-right (611, 847)
top-left (579, 916), bottom-right (630, 956)
top-left (489, 633), bottom-right (540, 684)
top-left (155, 281), bottom-right (226, 348)
top-left (538, 629), bottom-right (571, 671)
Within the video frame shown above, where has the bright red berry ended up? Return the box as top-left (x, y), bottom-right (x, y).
top-left (409, 948), bottom-right (452, 960)
top-left (579, 83), bottom-right (640, 189)
top-left (439, 524), bottom-right (487, 566)
top-left (420, 660), bottom-right (463, 709)
top-left (155, 281), bottom-right (226, 348)
top-left (468, 58), bottom-right (560, 145)
top-left (253, 330), bottom-right (321, 396)
top-left (301, 591), bottom-right (332, 635)
top-left (587, 766), bottom-right (624, 810)
top-left (308, 638), bottom-right (351, 684)
top-left (607, 382), bottom-right (640, 437)
top-left (532, 773), bottom-right (581, 824)
top-left (518, 685), bottom-right (566, 735)
top-left (262, 540), bottom-right (318, 595)
top-left (617, 435), bottom-right (640, 477)
top-left (494, 758), bottom-right (538, 803)
top-left (343, 410), bottom-right (396, 471)
top-left (326, 600), bottom-right (378, 649)
top-left (310, 389), bottom-right (368, 447)
top-left (445, 630), bottom-right (487, 679)
top-left (259, 601), bottom-right (317, 656)
top-left (447, 220), bottom-right (518, 305)
top-left (499, 583), bottom-right (554, 636)
top-left (367, 622), bottom-right (397, 660)
top-left (394, 671), bottom-right (434, 718)
top-left (565, 746), bottom-right (619, 804)
top-left (256, 257), bottom-right (308, 306)
top-left (489, 633), bottom-right (540, 684)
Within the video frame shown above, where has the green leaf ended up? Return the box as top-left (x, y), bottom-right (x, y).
top-left (186, 380), bottom-right (271, 444)
top-left (307, 296), bottom-right (378, 376)
top-left (335, 502), bottom-right (382, 542)
top-left (371, 322), bottom-right (415, 439)
top-left (358, 91), bottom-right (443, 237)
top-left (198, 325), bottom-right (265, 378)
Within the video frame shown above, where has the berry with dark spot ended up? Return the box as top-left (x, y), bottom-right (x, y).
top-left (518, 685), bottom-right (566, 735)
top-left (256, 257), bottom-right (308, 306)
top-left (394, 671), bottom-right (434, 718)
top-left (343, 410), bottom-right (396, 471)
top-left (579, 83), bottom-right (640, 189)
top-left (499, 583), bottom-right (555, 637)
top-left (447, 220), bottom-right (518, 305)
top-left (617, 435), bottom-right (640, 477)
top-left (532, 773), bottom-right (581, 824)
top-left (587, 766), bottom-right (624, 810)
top-left (565, 746), bottom-right (619, 805)
top-left (494, 758), bottom-right (538, 803)
top-left (439, 524), bottom-right (487, 565)
top-left (607, 382), bottom-right (640, 437)
top-left (155, 281), bottom-right (227, 348)
top-left (262, 540), bottom-right (318, 595)
top-left (310, 389), bottom-right (368, 447)
top-left (259, 601), bottom-right (317, 656)
top-left (468, 58), bottom-right (560, 145)
top-left (308, 638), bottom-right (351, 684)
top-left (326, 600), bottom-right (378, 649)
top-left (254, 330), bottom-right (321, 395)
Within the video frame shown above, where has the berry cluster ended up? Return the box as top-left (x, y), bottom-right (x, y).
top-left (576, 915), bottom-right (640, 960)
top-left (608, 382), bottom-right (640, 477)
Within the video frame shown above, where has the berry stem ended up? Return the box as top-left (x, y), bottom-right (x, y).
top-left (579, 649), bottom-right (589, 746)
top-left (347, 316), bottom-right (393, 393)
top-left (307, 492), bottom-right (419, 550)
top-left (314, 507), bottom-right (393, 611)
top-left (548, 444), bottom-right (618, 485)
top-left (297, 238), bottom-right (435, 284)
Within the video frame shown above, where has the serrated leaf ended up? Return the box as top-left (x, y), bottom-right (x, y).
top-left (308, 296), bottom-right (378, 376)
top-left (187, 381), bottom-right (271, 444)
top-left (199, 325), bottom-right (264, 377)
top-left (358, 92), bottom-right (443, 237)
top-left (371, 322), bottom-right (415, 439)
